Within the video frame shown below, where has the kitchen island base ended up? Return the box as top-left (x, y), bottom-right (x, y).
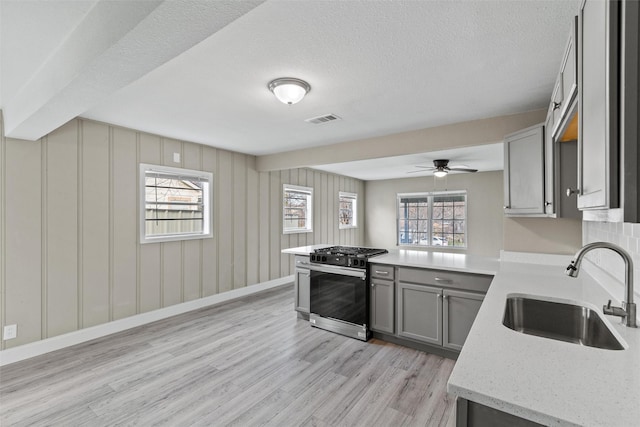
top-left (456, 398), bottom-right (544, 427)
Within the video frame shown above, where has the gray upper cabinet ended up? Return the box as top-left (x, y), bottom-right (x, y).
top-left (577, 0), bottom-right (620, 211)
top-left (544, 108), bottom-right (581, 219)
top-left (397, 282), bottom-right (442, 345)
top-left (294, 255), bottom-right (311, 314)
top-left (503, 124), bottom-right (546, 216)
top-left (442, 289), bottom-right (484, 351)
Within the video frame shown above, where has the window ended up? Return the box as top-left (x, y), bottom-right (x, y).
top-left (397, 191), bottom-right (467, 248)
top-left (283, 184), bottom-right (313, 234)
top-left (339, 191), bottom-right (358, 229)
top-left (139, 163), bottom-right (213, 244)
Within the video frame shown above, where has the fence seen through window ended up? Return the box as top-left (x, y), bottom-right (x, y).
top-left (140, 164), bottom-right (212, 243)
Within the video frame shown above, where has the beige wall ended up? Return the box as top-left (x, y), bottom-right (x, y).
top-left (364, 171), bottom-right (505, 257)
top-left (365, 170), bottom-right (583, 258)
top-left (503, 217), bottom-right (582, 255)
top-left (0, 115), bottom-right (364, 350)
top-left (257, 109), bottom-right (546, 171)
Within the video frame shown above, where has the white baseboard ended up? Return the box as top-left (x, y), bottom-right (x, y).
top-left (0, 276), bottom-right (294, 367)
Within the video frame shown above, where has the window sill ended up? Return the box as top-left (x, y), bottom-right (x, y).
top-left (283, 229), bottom-right (313, 235)
top-left (140, 233), bottom-right (213, 244)
top-left (397, 244), bottom-right (467, 251)
top-left (339, 225), bottom-right (358, 230)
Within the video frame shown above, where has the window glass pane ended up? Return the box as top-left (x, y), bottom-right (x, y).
top-left (339, 192), bottom-right (357, 228)
top-left (141, 164), bottom-right (212, 243)
top-left (284, 185), bottom-right (313, 233)
top-left (398, 192), bottom-right (466, 248)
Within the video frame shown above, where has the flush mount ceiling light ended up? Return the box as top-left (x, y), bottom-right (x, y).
top-left (268, 77), bottom-right (311, 105)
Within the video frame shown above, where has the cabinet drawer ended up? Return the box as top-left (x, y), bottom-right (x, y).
top-left (295, 255), bottom-right (311, 269)
top-left (370, 264), bottom-right (395, 280)
top-left (398, 267), bottom-right (492, 293)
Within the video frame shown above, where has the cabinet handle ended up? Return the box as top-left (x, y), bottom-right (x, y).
top-left (374, 270), bottom-right (389, 276)
top-left (443, 294), bottom-right (449, 300)
top-left (552, 101), bottom-right (562, 110)
top-left (435, 277), bottom-right (452, 284)
top-left (566, 188), bottom-right (580, 197)
top-left (437, 294), bottom-right (442, 299)
top-left (545, 201), bottom-right (552, 207)
top-left (371, 283), bottom-right (375, 288)
top-left (503, 205), bottom-right (510, 209)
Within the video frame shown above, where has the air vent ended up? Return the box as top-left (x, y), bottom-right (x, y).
top-left (305, 114), bottom-right (341, 124)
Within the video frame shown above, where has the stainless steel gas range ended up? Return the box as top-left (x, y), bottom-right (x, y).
top-left (308, 246), bottom-right (388, 341)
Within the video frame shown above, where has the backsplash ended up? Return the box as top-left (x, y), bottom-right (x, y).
top-left (582, 221), bottom-right (640, 295)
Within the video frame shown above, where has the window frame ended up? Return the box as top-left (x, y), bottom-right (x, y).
top-left (139, 163), bottom-right (213, 244)
top-left (283, 184), bottom-right (314, 234)
top-left (396, 190), bottom-right (468, 249)
top-left (338, 191), bottom-right (358, 229)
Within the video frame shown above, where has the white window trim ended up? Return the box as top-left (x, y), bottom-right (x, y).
top-left (338, 191), bottom-right (358, 229)
top-left (396, 190), bottom-right (468, 249)
top-left (283, 184), bottom-right (314, 234)
top-left (139, 163), bottom-right (213, 244)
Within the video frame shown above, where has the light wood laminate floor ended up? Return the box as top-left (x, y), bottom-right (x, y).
top-left (0, 285), bottom-right (456, 426)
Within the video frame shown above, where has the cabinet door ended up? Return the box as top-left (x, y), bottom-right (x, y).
top-left (370, 278), bottom-right (394, 334)
top-left (397, 282), bottom-right (442, 345)
top-left (503, 125), bottom-right (545, 215)
top-left (578, 0), bottom-right (619, 210)
top-left (560, 17), bottom-right (578, 121)
top-left (294, 268), bottom-right (310, 313)
top-left (442, 289), bottom-right (484, 351)
top-left (544, 110), bottom-right (556, 215)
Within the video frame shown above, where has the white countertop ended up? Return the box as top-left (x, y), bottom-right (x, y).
top-left (371, 250), bottom-right (501, 276)
top-left (447, 261), bottom-right (640, 427)
top-left (282, 245), bottom-right (640, 425)
top-left (281, 244), bottom-right (332, 256)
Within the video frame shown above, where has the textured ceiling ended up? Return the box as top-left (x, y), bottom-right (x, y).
top-left (1, 0), bottom-right (581, 178)
top-left (81, 0), bottom-right (580, 155)
top-left (312, 143), bottom-right (504, 181)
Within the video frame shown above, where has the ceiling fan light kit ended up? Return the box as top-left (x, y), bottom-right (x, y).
top-left (268, 77), bottom-right (311, 105)
top-left (409, 159), bottom-right (479, 177)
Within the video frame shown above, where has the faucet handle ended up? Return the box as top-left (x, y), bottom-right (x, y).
top-left (606, 300), bottom-right (612, 309)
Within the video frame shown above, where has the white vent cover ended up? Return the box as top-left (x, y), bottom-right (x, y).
top-left (305, 114), bottom-right (341, 124)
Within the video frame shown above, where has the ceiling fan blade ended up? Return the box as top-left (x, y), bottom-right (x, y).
top-left (414, 165), bottom-right (436, 169)
top-left (407, 169), bottom-right (431, 174)
top-left (448, 167), bottom-right (478, 173)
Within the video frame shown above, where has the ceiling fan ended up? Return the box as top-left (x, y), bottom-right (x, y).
top-left (409, 159), bottom-right (478, 177)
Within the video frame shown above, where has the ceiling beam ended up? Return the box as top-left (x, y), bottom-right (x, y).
top-left (255, 109), bottom-right (547, 172)
top-left (2, 0), bottom-right (264, 141)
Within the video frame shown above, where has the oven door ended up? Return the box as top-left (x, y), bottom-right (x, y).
top-left (309, 264), bottom-right (368, 326)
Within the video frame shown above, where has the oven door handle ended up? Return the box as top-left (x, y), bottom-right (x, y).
top-left (308, 264), bottom-right (367, 279)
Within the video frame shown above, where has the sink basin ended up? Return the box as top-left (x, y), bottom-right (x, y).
top-left (503, 295), bottom-right (625, 350)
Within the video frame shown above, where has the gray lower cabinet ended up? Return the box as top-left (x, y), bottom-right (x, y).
top-left (457, 398), bottom-right (544, 427)
top-left (394, 267), bottom-right (492, 352)
top-left (294, 255), bottom-right (311, 314)
top-left (443, 289), bottom-right (484, 351)
top-left (370, 278), bottom-right (394, 334)
top-left (397, 282), bottom-right (442, 346)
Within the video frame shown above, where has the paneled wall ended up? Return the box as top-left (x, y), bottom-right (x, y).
top-left (0, 115), bottom-right (364, 350)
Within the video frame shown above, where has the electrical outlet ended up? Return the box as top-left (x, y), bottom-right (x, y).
top-left (173, 152), bottom-right (180, 163)
top-left (3, 324), bottom-right (17, 340)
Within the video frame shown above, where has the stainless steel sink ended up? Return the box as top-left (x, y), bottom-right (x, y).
top-left (503, 295), bottom-right (625, 350)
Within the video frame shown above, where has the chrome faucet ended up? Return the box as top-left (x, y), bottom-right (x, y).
top-left (566, 242), bottom-right (637, 328)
